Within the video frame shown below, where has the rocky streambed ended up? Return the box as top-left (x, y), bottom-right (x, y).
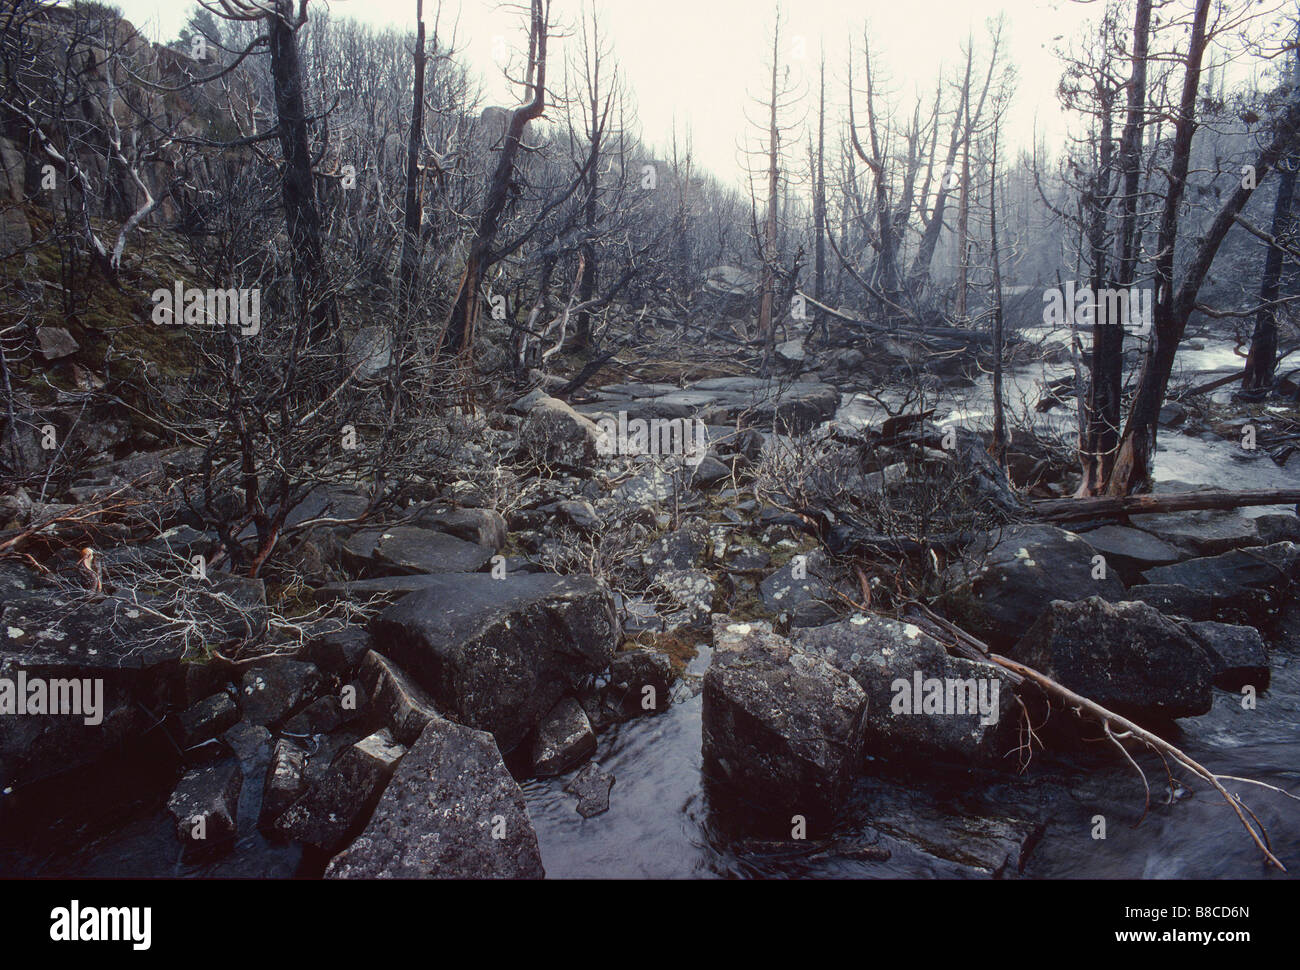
top-left (2, 330), bottom-right (1299, 879)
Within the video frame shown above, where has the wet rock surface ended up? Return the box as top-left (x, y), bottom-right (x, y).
top-left (325, 718), bottom-right (545, 879)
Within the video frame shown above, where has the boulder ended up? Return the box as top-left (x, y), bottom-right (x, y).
top-left (604, 648), bottom-right (676, 716)
top-left (1253, 513), bottom-right (1300, 547)
top-left (342, 526), bottom-right (495, 577)
top-left (273, 729), bottom-right (406, 852)
top-left (759, 549), bottom-right (834, 615)
top-left (1183, 621), bottom-right (1270, 691)
top-left (641, 525), bottom-right (707, 579)
top-left (689, 456), bottom-right (732, 489)
top-left (301, 625), bottom-right (372, 677)
top-left (356, 650), bottom-right (442, 744)
top-left (1074, 524), bottom-right (1182, 576)
top-left (1129, 508), bottom-right (1262, 556)
top-left (237, 658), bottom-right (324, 728)
top-left (1140, 542), bottom-right (1300, 626)
top-left (565, 761), bottom-right (614, 818)
top-left (325, 717), bottom-right (544, 879)
top-left (702, 623), bottom-right (867, 833)
top-left (260, 739), bottom-right (309, 825)
top-left (553, 499), bottom-right (602, 534)
top-left (411, 507), bottom-right (508, 551)
top-left (36, 327), bottom-right (79, 361)
top-left (530, 697), bottom-right (596, 776)
top-left (1009, 597), bottom-right (1213, 721)
top-left (791, 614), bottom-right (1017, 766)
top-left (167, 761), bottom-right (242, 853)
top-left (518, 395), bottom-right (603, 469)
top-left (370, 573), bottom-right (618, 751)
top-left (1126, 583), bottom-right (1220, 622)
top-left (176, 692), bottom-right (240, 749)
top-left (950, 525), bottom-right (1124, 649)
top-left (652, 568), bottom-right (716, 628)
top-left (0, 593), bottom-right (188, 791)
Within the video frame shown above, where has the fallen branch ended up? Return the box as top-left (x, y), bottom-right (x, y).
top-left (1032, 487), bottom-right (1300, 523)
top-left (908, 603), bottom-right (1291, 870)
top-left (993, 653), bottom-right (1292, 871)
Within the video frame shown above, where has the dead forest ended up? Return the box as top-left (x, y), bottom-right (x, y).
top-left (1, 0), bottom-right (1300, 882)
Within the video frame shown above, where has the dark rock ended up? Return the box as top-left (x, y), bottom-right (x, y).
top-left (606, 648), bottom-right (676, 715)
top-left (759, 549), bottom-right (833, 614)
top-left (1009, 597), bottom-right (1213, 721)
top-left (1130, 508), bottom-right (1262, 556)
top-left (222, 720), bottom-right (270, 766)
top-left (1254, 513), bottom-right (1300, 546)
top-left (1183, 621), bottom-right (1270, 691)
top-left (261, 739), bottom-right (309, 825)
top-left (518, 395), bottom-right (603, 469)
top-left (790, 600), bottom-right (840, 628)
top-left (176, 692), bottom-right (239, 749)
top-left (689, 456), bottom-right (732, 489)
top-left (950, 525), bottom-right (1124, 649)
top-left (1158, 403), bottom-right (1187, 428)
top-left (273, 729), bottom-right (406, 852)
top-left (1141, 542), bottom-right (1300, 625)
top-left (652, 568), bottom-right (716, 628)
top-left (0, 593), bottom-right (188, 791)
top-left (370, 573), bottom-right (617, 752)
top-left (343, 526), bottom-right (495, 576)
top-left (167, 761), bottom-right (242, 852)
top-left (1126, 583), bottom-right (1220, 622)
top-left (411, 507), bottom-right (508, 551)
top-left (237, 658), bottom-right (324, 728)
top-left (791, 613), bottom-right (1017, 766)
top-left (702, 623), bottom-right (867, 834)
top-left (530, 697), bottom-right (596, 776)
top-left (282, 695), bottom-right (350, 736)
top-left (565, 761), bottom-right (614, 818)
top-left (640, 525), bottom-right (707, 579)
top-left (356, 650), bottom-right (441, 745)
top-left (36, 326), bottom-right (79, 361)
top-left (302, 625), bottom-right (372, 677)
top-left (1074, 524), bottom-right (1183, 575)
top-left (325, 718), bottom-right (545, 879)
top-left (553, 499), bottom-right (602, 533)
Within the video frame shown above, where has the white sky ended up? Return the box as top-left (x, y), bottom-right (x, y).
top-left (110, 0), bottom-right (1115, 186)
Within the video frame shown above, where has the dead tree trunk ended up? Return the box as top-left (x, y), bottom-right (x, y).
top-left (397, 0), bottom-right (428, 311)
top-left (1107, 0), bottom-right (1300, 493)
top-left (757, 16), bottom-right (781, 362)
top-left (265, 0), bottom-right (338, 347)
top-left (813, 54), bottom-right (827, 344)
top-left (989, 122), bottom-right (1006, 465)
top-left (1082, 0), bottom-right (1150, 493)
top-left (439, 0), bottom-right (549, 361)
top-left (1243, 39), bottom-right (1299, 396)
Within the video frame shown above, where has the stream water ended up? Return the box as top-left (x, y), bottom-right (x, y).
top-left (522, 333), bottom-right (1300, 879)
top-left (3, 334), bottom-right (1296, 879)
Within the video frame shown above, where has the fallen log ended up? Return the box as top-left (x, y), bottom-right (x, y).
top-left (1181, 370), bottom-right (1243, 398)
top-left (1032, 487), bottom-right (1300, 523)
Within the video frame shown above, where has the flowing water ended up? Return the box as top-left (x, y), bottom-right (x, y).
top-left (4, 334), bottom-right (1297, 879)
top-left (522, 334), bottom-right (1300, 879)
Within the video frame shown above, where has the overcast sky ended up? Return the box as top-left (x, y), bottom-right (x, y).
top-left (110, 0), bottom-right (1121, 186)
